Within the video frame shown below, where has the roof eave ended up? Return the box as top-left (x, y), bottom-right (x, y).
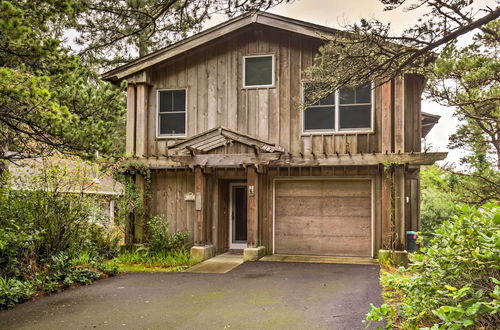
top-left (101, 11), bottom-right (340, 82)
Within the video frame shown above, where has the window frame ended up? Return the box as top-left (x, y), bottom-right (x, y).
top-left (301, 81), bottom-right (374, 135)
top-left (242, 54), bottom-right (275, 89)
top-left (156, 88), bottom-right (188, 139)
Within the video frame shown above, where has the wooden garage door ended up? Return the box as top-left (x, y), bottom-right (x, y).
top-left (274, 179), bottom-right (372, 257)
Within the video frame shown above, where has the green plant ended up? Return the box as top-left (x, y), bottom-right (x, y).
top-left (365, 303), bottom-right (395, 329)
top-left (147, 216), bottom-right (188, 253)
top-left (366, 203), bottom-right (500, 328)
top-left (0, 166), bottom-right (120, 309)
top-left (0, 277), bottom-right (34, 309)
top-left (111, 248), bottom-right (196, 272)
top-left (420, 166), bottom-right (460, 244)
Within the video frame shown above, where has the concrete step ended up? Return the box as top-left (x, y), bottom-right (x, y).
top-left (185, 253), bottom-right (244, 273)
top-left (260, 254), bottom-right (378, 265)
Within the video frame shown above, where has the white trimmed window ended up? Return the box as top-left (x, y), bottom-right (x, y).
top-left (157, 89), bottom-right (186, 137)
top-left (303, 83), bottom-right (373, 133)
top-left (243, 55), bottom-right (275, 88)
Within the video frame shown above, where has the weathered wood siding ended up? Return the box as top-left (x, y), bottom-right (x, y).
top-left (124, 25), bottom-right (426, 158)
top-left (149, 165), bottom-right (386, 254)
top-left (150, 170), bottom-right (195, 243)
top-left (129, 23), bottom-right (426, 251)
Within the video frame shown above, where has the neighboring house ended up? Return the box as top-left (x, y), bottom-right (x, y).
top-left (6, 156), bottom-right (124, 227)
top-left (103, 12), bottom-right (445, 260)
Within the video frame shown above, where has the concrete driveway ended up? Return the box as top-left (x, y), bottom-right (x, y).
top-left (0, 262), bottom-right (383, 329)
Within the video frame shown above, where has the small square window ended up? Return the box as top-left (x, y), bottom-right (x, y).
top-left (158, 89), bottom-right (186, 136)
top-left (244, 55), bottom-right (274, 87)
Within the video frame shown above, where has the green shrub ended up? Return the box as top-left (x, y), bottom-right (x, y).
top-left (0, 277), bottom-right (34, 309)
top-left (420, 166), bottom-right (459, 244)
top-left (88, 225), bottom-right (121, 259)
top-left (0, 166), bottom-right (121, 309)
top-left (367, 203), bottom-right (500, 328)
top-left (147, 216), bottom-right (188, 253)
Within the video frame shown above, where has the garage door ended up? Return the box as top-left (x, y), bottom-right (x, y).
top-left (274, 179), bottom-right (372, 257)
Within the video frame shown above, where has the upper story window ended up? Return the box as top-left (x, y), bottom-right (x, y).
top-left (243, 55), bottom-right (274, 88)
top-left (157, 89), bottom-right (186, 137)
top-left (303, 83), bottom-right (373, 133)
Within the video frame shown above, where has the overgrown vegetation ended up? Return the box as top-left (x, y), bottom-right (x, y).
top-left (420, 166), bottom-right (460, 244)
top-left (367, 203), bottom-right (500, 329)
top-left (0, 159), bottom-right (196, 309)
top-left (109, 216), bottom-right (195, 272)
top-left (0, 167), bottom-right (121, 309)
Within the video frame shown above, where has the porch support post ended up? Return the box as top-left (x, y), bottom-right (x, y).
top-left (246, 165), bottom-right (258, 248)
top-left (135, 83), bottom-right (148, 157)
top-left (191, 166), bottom-right (215, 260)
top-left (125, 84), bottom-right (136, 156)
top-left (394, 165), bottom-right (406, 250)
top-left (194, 166), bottom-right (206, 246)
top-left (381, 166), bottom-right (393, 250)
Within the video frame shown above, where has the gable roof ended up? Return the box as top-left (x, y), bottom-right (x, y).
top-left (169, 126), bottom-right (285, 154)
top-left (7, 157), bottom-right (124, 196)
top-left (422, 112), bottom-right (441, 138)
top-left (102, 11), bottom-right (342, 82)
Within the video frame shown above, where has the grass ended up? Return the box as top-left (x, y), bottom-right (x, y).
top-left (105, 248), bottom-right (199, 273)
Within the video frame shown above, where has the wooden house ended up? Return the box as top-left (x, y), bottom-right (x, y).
top-left (103, 11), bottom-right (445, 260)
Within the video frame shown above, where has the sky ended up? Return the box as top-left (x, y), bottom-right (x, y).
top-left (202, 0), bottom-right (497, 167)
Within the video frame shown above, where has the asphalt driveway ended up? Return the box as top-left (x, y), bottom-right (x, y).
top-left (0, 262), bottom-right (383, 330)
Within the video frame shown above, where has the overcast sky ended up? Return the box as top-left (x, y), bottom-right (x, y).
top-left (203, 0), bottom-right (496, 167)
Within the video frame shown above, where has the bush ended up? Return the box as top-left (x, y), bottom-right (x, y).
top-left (0, 277), bottom-right (34, 309)
top-left (420, 166), bottom-right (459, 244)
top-left (367, 203), bottom-right (500, 328)
top-left (0, 166), bottom-right (120, 309)
top-left (147, 216), bottom-right (188, 253)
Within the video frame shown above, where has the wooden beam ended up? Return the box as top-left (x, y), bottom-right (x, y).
top-left (394, 75), bottom-right (405, 153)
top-left (381, 166), bottom-right (392, 250)
top-left (134, 152), bottom-right (448, 168)
top-left (247, 166), bottom-right (258, 247)
top-left (394, 165), bottom-right (406, 250)
top-left (135, 83), bottom-right (148, 157)
top-left (194, 167), bottom-right (206, 246)
top-left (381, 80), bottom-right (392, 153)
top-left (126, 84), bottom-right (136, 155)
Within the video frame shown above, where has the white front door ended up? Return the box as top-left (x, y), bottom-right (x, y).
top-left (229, 183), bottom-right (247, 249)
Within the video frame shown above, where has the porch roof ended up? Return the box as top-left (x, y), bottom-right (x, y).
top-left (169, 126), bottom-right (286, 155)
top-left (135, 152), bottom-right (448, 169)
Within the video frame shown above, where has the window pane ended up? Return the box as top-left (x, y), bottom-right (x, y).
top-left (356, 84), bottom-right (371, 103)
top-left (245, 56), bottom-right (273, 86)
top-left (303, 83), bottom-right (334, 106)
top-left (173, 90), bottom-right (186, 111)
top-left (339, 87), bottom-right (355, 104)
top-left (318, 92), bottom-right (335, 105)
top-left (159, 113), bottom-right (185, 135)
top-left (304, 106), bottom-right (335, 131)
top-left (159, 91), bottom-right (173, 112)
top-left (339, 105), bottom-right (371, 129)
